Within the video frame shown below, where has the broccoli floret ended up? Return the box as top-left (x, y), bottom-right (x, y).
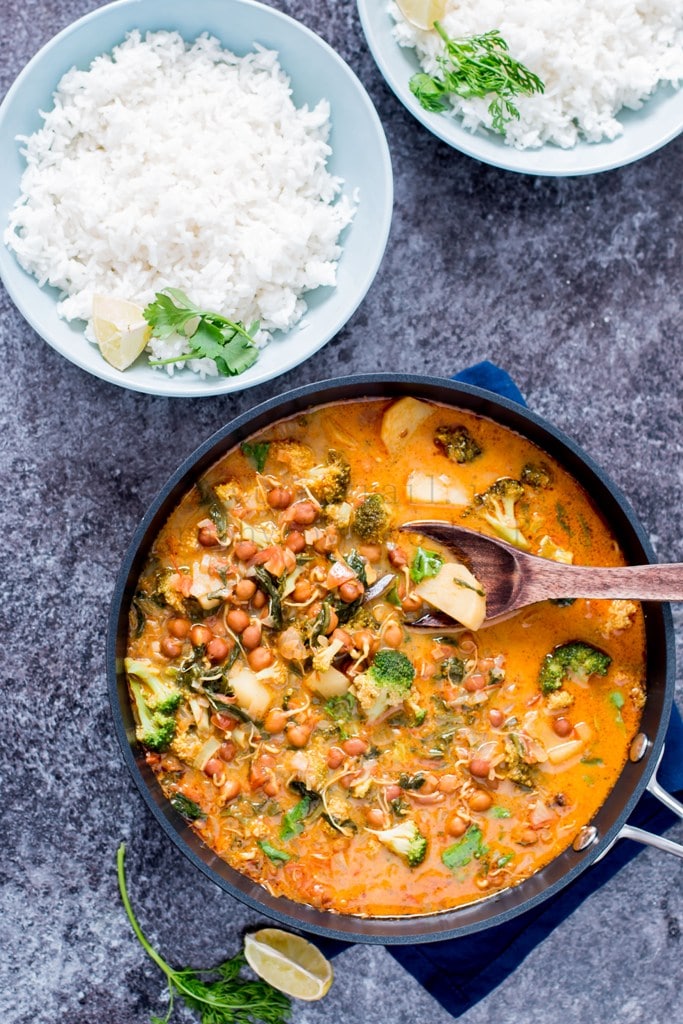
top-left (352, 494), bottom-right (389, 542)
top-left (539, 641), bottom-right (612, 695)
top-left (472, 477), bottom-right (529, 550)
top-left (434, 424), bottom-right (482, 464)
top-left (152, 568), bottom-right (190, 614)
top-left (352, 649), bottom-right (415, 722)
top-left (373, 819), bottom-right (428, 867)
top-left (502, 735), bottom-right (533, 788)
top-left (305, 449), bottom-right (351, 505)
top-left (130, 678), bottom-right (176, 752)
top-left (521, 462), bottom-right (553, 488)
top-left (125, 658), bottom-right (182, 714)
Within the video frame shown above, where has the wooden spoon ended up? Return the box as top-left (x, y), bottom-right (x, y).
top-left (400, 521), bottom-right (683, 628)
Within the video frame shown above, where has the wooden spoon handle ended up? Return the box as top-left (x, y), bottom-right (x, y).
top-left (521, 561), bottom-right (683, 604)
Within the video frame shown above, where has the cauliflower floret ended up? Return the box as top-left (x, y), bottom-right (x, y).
top-left (154, 568), bottom-right (191, 614)
top-left (214, 480), bottom-right (241, 506)
top-left (170, 730), bottom-right (204, 764)
top-left (600, 600), bottom-right (638, 637)
top-left (270, 440), bottom-right (316, 477)
top-left (545, 690), bottom-right (575, 712)
top-left (324, 501), bottom-right (353, 530)
top-left (537, 535), bottom-right (573, 564)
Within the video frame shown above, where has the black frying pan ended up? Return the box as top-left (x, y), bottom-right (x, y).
top-left (107, 374), bottom-right (681, 944)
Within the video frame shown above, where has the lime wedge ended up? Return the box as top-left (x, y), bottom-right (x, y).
top-left (395, 0), bottom-right (446, 30)
top-left (92, 294), bottom-right (151, 371)
top-left (244, 928), bottom-right (333, 1001)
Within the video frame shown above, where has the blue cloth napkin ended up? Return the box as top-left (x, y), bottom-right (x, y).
top-left (322, 361), bottom-right (683, 1019)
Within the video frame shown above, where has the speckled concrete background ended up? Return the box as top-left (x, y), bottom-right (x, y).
top-left (1, 2), bottom-right (682, 1022)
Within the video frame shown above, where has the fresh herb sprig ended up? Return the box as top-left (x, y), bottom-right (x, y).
top-left (116, 844), bottom-right (291, 1024)
top-left (410, 24), bottom-right (544, 134)
top-left (144, 288), bottom-right (260, 377)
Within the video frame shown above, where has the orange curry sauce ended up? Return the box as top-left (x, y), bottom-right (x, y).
top-left (126, 399), bottom-right (645, 917)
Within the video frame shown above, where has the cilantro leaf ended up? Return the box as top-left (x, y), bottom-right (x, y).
top-left (409, 547), bottom-right (444, 584)
top-left (144, 288), bottom-right (259, 377)
top-left (241, 442), bottom-right (271, 473)
top-left (258, 840), bottom-right (292, 864)
top-left (442, 825), bottom-right (487, 870)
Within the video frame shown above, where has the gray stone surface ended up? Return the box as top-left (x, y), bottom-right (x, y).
top-left (1, 1), bottom-right (682, 1022)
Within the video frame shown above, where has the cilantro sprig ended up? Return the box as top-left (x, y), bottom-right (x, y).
top-left (117, 844), bottom-right (291, 1024)
top-left (144, 288), bottom-right (259, 377)
top-left (410, 24), bottom-right (544, 134)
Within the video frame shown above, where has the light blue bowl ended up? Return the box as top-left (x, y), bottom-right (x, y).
top-left (0, 0), bottom-right (393, 396)
top-left (358, 0), bottom-right (683, 177)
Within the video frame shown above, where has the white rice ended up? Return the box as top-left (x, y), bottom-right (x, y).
top-left (390, 0), bottom-right (683, 148)
top-left (5, 31), bottom-right (355, 375)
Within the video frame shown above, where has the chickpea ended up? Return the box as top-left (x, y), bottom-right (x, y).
top-left (401, 592), bottom-right (423, 613)
top-left (242, 623), bottom-right (262, 650)
top-left (290, 501), bottom-right (318, 525)
top-left (313, 532), bottom-right (337, 554)
top-left (327, 747), bottom-right (345, 769)
top-left (438, 774), bottom-right (459, 794)
top-left (469, 757), bottom-right (491, 778)
top-left (207, 636), bottom-right (232, 663)
top-left (353, 629), bottom-right (376, 653)
top-left (264, 709), bottom-right (288, 734)
top-left (358, 543), bottom-right (382, 563)
top-left (388, 547), bottom-right (408, 568)
top-left (190, 624), bottom-right (212, 647)
top-left (384, 784), bottom-right (401, 801)
top-left (469, 790), bottom-right (493, 812)
top-left (366, 808), bottom-right (388, 829)
top-left (223, 778), bottom-right (241, 802)
top-left (219, 741), bottom-right (236, 762)
top-left (234, 578), bottom-right (257, 602)
top-left (168, 617), bottom-right (190, 639)
top-left (198, 524), bottom-right (219, 547)
top-left (420, 773), bottom-right (440, 795)
top-left (286, 724), bottom-right (310, 748)
top-left (234, 540), bottom-right (258, 561)
top-left (342, 738), bottom-right (368, 756)
top-left (226, 608), bottom-right (250, 634)
top-left (285, 531), bottom-right (306, 553)
top-left (252, 589), bottom-right (267, 610)
top-left (247, 646), bottom-right (273, 671)
top-left (445, 813), bottom-right (468, 838)
top-left (263, 779), bottom-right (279, 798)
top-left (553, 717), bottom-right (573, 738)
top-left (383, 623), bottom-right (404, 649)
top-left (267, 486), bottom-right (293, 509)
top-left (331, 628), bottom-right (353, 651)
top-left (517, 828), bottom-right (538, 846)
top-left (160, 636), bottom-right (183, 659)
top-left (489, 708), bottom-right (505, 728)
top-left (292, 579), bottom-right (313, 603)
top-left (339, 579), bottom-right (365, 603)
top-left (464, 676), bottom-right (486, 693)
top-left (204, 758), bottom-right (224, 777)
top-left (211, 712), bottom-right (237, 732)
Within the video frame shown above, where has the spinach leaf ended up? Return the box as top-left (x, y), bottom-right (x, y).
top-left (442, 825), bottom-right (487, 870)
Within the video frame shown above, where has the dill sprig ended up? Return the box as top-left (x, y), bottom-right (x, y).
top-left (410, 23), bottom-right (544, 134)
top-left (116, 844), bottom-right (291, 1024)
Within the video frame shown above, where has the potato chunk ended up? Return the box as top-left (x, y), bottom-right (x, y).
top-left (381, 397), bottom-right (434, 453)
top-left (415, 562), bottom-right (486, 631)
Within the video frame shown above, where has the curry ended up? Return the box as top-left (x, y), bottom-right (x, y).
top-left (125, 397), bottom-right (646, 917)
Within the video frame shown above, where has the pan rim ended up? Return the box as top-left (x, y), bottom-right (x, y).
top-left (107, 372), bottom-right (675, 944)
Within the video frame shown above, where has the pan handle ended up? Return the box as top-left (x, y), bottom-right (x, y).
top-left (613, 745), bottom-right (683, 860)
top-left (591, 745), bottom-right (683, 862)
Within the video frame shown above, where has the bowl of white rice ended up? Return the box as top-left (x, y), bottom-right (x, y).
top-left (357, 0), bottom-right (683, 175)
top-left (0, 0), bottom-right (393, 396)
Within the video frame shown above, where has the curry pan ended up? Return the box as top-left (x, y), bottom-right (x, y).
top-left (107, 373), bottom-right (682, 944)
